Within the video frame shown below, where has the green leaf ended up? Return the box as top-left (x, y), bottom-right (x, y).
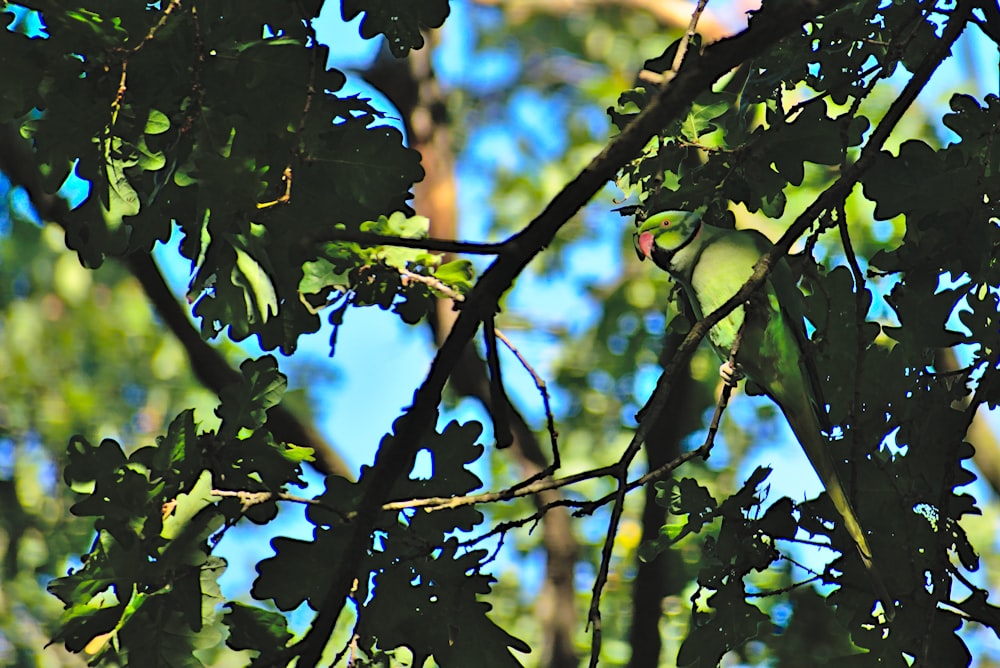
top-left (64, 436), bottom-right (126, 490)
top-left (679, 97), bottom-right (730, 142)
top-left (148, 409), bottom-right (202, 487)
top-left (666, 477), bottom-right (718, 521)
top-left (676, 583), bottom-right (768, 667)
top-left (883, 279), bottom-right (967, 349)
top-left (862, 140), bottom-right (979, 220)
top-left (359, 539), bottom-right (529, 666)
top-left (216, 356), bottom-right (287, 440)
top-left (252, 532), bottom-right (345, 611)
top-left (434, 259), bottom-right (475, 294)
top-left (223, 602), bottom-right (292, 657)
top-left (300, 257), bottom-right (351, 295)
top-left (233, 246), bottom-right (278, 324)
top-left (144, 108), bottom-right (171, 135)
top-left (759, 497), bottom-right (797, 540)
top-left (161, 470), bottom-right (220, 541)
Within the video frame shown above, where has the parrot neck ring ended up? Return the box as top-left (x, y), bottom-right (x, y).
top-left (668, 223), bottom-right (699, 256)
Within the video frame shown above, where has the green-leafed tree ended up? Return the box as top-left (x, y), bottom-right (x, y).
top-left (1, 1), bottom-right (999, 667)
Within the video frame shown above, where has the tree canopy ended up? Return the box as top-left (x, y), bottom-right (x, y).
top-left (1, 0), bottom-right (999, 666)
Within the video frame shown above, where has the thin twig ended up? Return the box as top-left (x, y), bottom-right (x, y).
top-left (484, 315), bottom-right (513, 448)
top-left (256, 166), bottom-right (293, 209)
top-left (254, 2), bottom-right (323, 211)
top-left (310, 228), bottom-right (509, 255)
top-left (495, 329), bottom-right (561, 474)
top-left (110, 0), bottom-right (183, 122)
top-left (746, 573), bottom-right (823, 598)
top-left (640, 0), bottom-right (711, 85)
top-left (131, 0), bottom-right (183, 54)
top-left (399, 267), bottom-right (466, 300)
top-left (701, 308), bottom-right (749, 455)
top-left (401, 266), bottom-right (559, 463)
top-left (672, 0), bottom-right (711, 73)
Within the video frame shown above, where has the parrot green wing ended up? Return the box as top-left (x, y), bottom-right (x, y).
top-left (640, 221), bottom-right (894, 618)
top-left (761, 242), bottom-right (833, 431)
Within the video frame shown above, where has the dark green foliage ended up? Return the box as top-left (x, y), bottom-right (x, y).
top-left (48, 356), bottom-right (305, 664)
top-left (341, 0), bottom-right (450, 57)
top-left (223, 602), bottom-right (293, 661)
top-left (614, 72), bottom-right (869, 219)
top-left (675, 470), bottom-right (775, 667)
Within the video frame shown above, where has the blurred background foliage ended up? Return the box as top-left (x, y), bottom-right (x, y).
top-left (0, 199), bottom-right (218, 664)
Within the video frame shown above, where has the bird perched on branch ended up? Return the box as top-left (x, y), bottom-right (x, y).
top-left (634, 211), bottom-right (893, 619)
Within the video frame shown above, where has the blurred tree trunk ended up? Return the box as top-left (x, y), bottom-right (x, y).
top-left (628, 331), bottom-right (711, 667)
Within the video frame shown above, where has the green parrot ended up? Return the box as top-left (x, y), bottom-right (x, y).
top-left (635, 211), bottom-right (893, 619)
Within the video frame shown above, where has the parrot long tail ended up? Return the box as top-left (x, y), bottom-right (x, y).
top-left (780, 404), bottom-right (896, 621)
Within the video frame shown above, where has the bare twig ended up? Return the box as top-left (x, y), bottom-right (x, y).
top-left (131, 0), bottom-right (183, 54)
top-left (400, 265), bottom-right (560, 462)
top-left (310, 227), bottom-right (509, 255)
top-left (399, 267), bottom-right (465, 300)
top-left (639, 0), bottom-right (711, 85)
top-left (211, 488), bottom-right (329, 511)
top-left (256, 166), bottom-right (293, 209)
top-left (484, 315), bottom-right (514, 448)
top-left (673, 0), bottom-right (711, 73)
top-left (701, 308), bottom-right (749, 455)
top-left (495, 329), bottom-right (561, 471)
top-left (110, 0), bottom-right (184, 122)
top-left (255, 4), bottom-right (323, 211)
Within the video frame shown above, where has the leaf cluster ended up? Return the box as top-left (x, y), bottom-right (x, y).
top-left (48, 356), bottom-right (308, 664)
top-left (2, 1), bottom-right (480, 356)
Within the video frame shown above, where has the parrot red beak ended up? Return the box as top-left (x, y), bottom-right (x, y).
top-left (636, 231), bottom-right (655, 260)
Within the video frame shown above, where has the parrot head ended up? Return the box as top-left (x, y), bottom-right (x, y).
top-left (633, 211), bottom-right (697, 269)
